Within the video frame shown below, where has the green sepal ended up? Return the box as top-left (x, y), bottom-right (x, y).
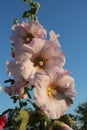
top-left (52, 120), bottom-right (63, 130)
top-left (14, 18), bottom-right (19, 24)
top-left (59, 114), bottom-right (75, 127)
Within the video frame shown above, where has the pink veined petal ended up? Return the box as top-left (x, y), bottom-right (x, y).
top-left (22, 20), bottom-right (47, 39)
top-left (45, 57), bottom-right (65, 72)
top-left (6, 60), bottom-right (22, 81)
top-left (16, 59), bottom-right (35, 81)
top-left (41, 40), bottom-right (63, 59)
top-left (49, 30), bottom-right (60, 46)
top-left (22, 38), bottom-right (45, 57)
top-left (56, 75), bottom-right (77, 98)
top-left (11, 24), bottom-right (27, 37)
top-left (4, 86), bottom-right (13, 96)
top-left (46, 67), bottom-right (69, 86)
top-left (4, 79), bottom-right (29, 98)
top-left (11, 35), bottom-right (33, 60)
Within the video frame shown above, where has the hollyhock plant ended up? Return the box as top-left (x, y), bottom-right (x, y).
top-left (0, 115), bottom-right (6, 130)
top-left (1, 0), bottom-right (77, 129)
top-left (34, 68), bottom-right (76, 119)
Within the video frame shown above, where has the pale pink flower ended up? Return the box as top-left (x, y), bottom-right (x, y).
top-left (5, 60), bottom-right (35, 97)
top-left (11, 30), bottom-right (65, 82)
top-left (34, 68), bottom-right (76, 119)
top-left (22, 20), bottom-right (47, 40)
top-left (22, 31), bottom-right (65, 80)
top-left (11, 20), bottom-right (46, 59)
top-left (6, 59), bottom-right (35, 82)
top-left (6, 60), bottom-right (22, 81)
top-left (11, 19), bottom-right (65, 80)
top-left (4, 79), bottom-right (28, 98)
top-left (11, 20), bottom-right (46, 80)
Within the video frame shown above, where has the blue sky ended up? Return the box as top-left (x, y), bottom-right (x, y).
top-left (0, 0), bottom-right (87, 115)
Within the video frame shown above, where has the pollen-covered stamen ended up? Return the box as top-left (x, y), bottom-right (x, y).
top-left (47, 86), bottom-right (57, 97)
top-left (24, 33), bottom-right (34, 44)
top-left (34, 57), bottom-right (45, 68)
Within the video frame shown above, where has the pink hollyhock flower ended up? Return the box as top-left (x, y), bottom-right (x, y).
top-left (4, 79), bottom-right (28, 98)
top-left (22, 20), bottom-right (47, 40)
top-left (10, 29), bottom-right (65, 82)
top-left (11, 19), bottom-right (65, 81)
top-left (10, 20), bottom-right (46, 80)
top-left (11, 20), bottom-right (47, 59)
top-left (5, 60), bottom-right (35, 97)
top-left (21, 31), bottom-right (65, 80)
top-left (0, 115), bottom-right (6, 130)
top-left (28, 30), bottom-right (65, 68)
top-left (34, 68), bottom-right (76, 119)
top-left (6, 59), bottom-right (35, 81)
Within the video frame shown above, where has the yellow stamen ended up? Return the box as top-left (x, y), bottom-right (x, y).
top-left (34, 57), bottom-right (45, 68)
top-left (24, 33), bottom-right (34, 44)
top-left (47, 86), bottom-right (57, 97)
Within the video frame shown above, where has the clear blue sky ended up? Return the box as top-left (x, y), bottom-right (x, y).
top-left (0, 0), bottom-right (87, 115)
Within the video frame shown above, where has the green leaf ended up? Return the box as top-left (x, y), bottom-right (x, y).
top-left (59, 114), bottom-right (75, 127)
top-left (11, 95), bottom-right (19, 103)
top-left (4, 78), bottom-right (15, 84)
top-left (22, 10), bottom-right (31, 18)
top-left (14, 109), bottom-right (29, 130)
top-left (0, 108), bottom-right (13, 117)
top-left (14, 18), bottom-right (19, 24)
top-left (52, 120), bottom-right (63, 130)
top-left (24, 0), bottom-right (32, 3)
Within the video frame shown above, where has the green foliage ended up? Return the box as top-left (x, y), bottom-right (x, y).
top-left (52, 120), bottom-right (63, 130)
top-left (59, 114), bottom-right (75, 127)
top-left (4, 78), bottom-right (15, 85)
top-left (75, 101), bottom-right (87, 128)
top-left (14, 18), bottom-right (19, 24)
top-left (23, 0), bottom-right (40, 21)
top-left (14, 109), bottom-right (29, 130)
top-left (2, 91), bottom-right (75, 130)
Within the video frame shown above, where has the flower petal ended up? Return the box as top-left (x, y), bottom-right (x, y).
top-left (6, 60), bottom-right (22, 81)
top-left (57, 75), bottom-right (77, 98)
top-left (22, 20), bottom-right (47, 39)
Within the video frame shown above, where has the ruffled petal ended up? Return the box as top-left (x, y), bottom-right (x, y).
top-left (22, 38), bottom-right (45, 57)
top-left (6, 60), bottom-right (22, 81)
top-left (56, 75), bottom-right (77, 98)
top-left (22, 20), bottom-right (47, 39)
top-left (16, 59), bottom-right (35, 81)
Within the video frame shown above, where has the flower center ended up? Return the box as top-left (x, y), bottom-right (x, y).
top-left (47, 86), bottom-right (57, 97)
top-left (34, 57), bottom-right (45, 68)
top-left (24, 33), bottom-right (34, 44)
